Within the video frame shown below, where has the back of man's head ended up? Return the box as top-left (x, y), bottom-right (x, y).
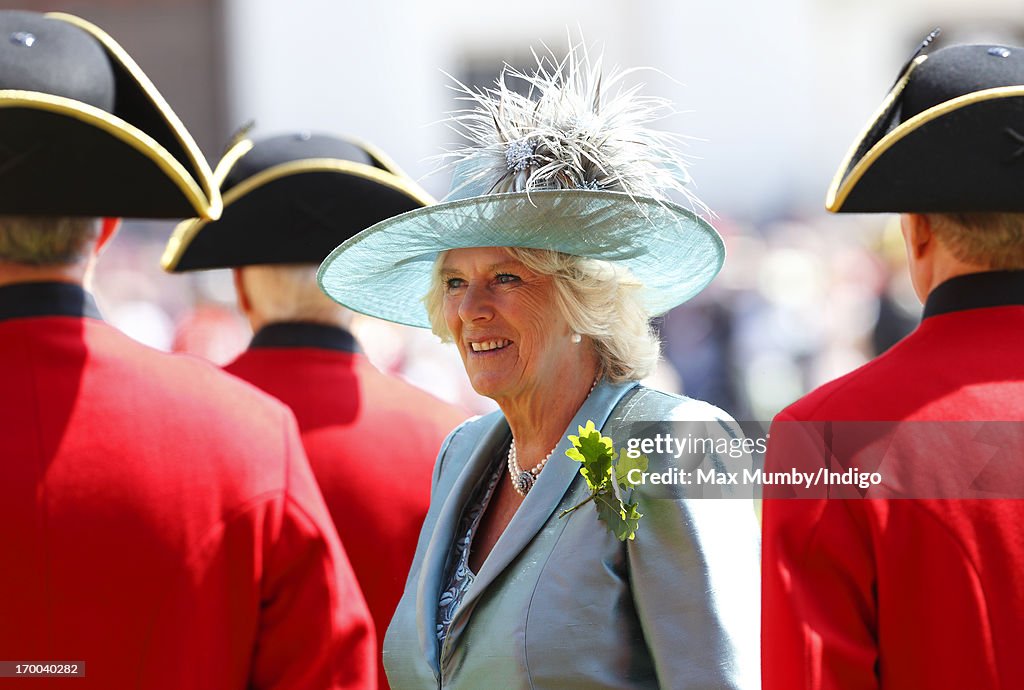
top-left (238, 263), bottom-right (349, 330)
top-left (928, 212), bottom-right (1024, 270)
top-left (0, 216), bottom-right (99, 266)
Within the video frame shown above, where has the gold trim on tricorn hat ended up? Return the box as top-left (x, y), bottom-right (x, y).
top-left (827, 35), bottom-right (1024, 213)
top-left (162, 132), bottom-right (434, 272)
top-left (0, 11), bottom-right (220, 219)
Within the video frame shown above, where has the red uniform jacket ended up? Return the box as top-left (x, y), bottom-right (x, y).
top-left (224, 323), bottom-right (466, 690)
top-left (762, 271), bottom-right (1024, 689)
top-left (0, 283), bottom-right (375, 690)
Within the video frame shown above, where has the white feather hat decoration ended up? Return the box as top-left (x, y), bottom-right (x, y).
top-left (319, 39), bottom-right (725, 329)
top-left (443, 42), bottom-right (707, 210)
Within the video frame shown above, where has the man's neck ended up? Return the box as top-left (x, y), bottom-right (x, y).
top-left (247, 310), bottom-right (353, 334)
top-left (930, 262), bottom-right (993, 293)
top-left (0, 261), bottom-right (88, 288)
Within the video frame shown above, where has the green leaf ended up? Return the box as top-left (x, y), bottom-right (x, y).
top-left (567, 420), bottom-right (599, 447)
top-left (565, 446), bottom-right (585, 463)
top-left (578, 436), bottom-right (613, 491)
top-left (615, 449), bottom-right (649, 489)
top-left (575, 427), bottom-right (613, 460)
top-left (594, 493), bottom-right (644, 541)
top-left (565, 422), bottom-right (614, 492)
top-left (593, 492), bottom-right (621, 535)
top-left (558, 419), bottom-right (645, 540)
top-left (619, 501), bottom-right (643, 541)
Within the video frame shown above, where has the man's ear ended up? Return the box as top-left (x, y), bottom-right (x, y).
top-left (900, 213), bottom-right (933, 261)
top-left (900, 213), bottom-right (934, 303)
top-left (232, 267), bottom-right (251, 315)
top-left (96, 217), bottom-right (121, 253)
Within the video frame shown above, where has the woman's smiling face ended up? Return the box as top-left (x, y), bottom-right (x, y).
top-left (441, 246), bottom-right (574, 401)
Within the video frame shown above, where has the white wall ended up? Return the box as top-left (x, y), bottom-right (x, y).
top-left (222, 0), bottom-right (1024, 217)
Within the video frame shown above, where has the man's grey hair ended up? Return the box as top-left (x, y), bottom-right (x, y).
top-left (929, 212), bottom-right (1024, 270)
top-left (240, 264), bottom-right (349, 325)
top-left (0, 216), bottom-right (101, 265)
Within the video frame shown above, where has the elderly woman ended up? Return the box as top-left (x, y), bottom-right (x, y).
top-left (319, 46), bottom-right (760, 689)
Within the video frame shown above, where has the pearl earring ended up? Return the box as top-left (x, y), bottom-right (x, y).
top-left (571, 332), bottom-right (582, 344)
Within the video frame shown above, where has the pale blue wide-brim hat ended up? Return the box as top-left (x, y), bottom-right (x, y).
top-left (318, 46), bottom-right (724, 329)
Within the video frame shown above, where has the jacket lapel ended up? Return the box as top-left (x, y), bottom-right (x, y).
top-left (443, 380), bottom-right (639, 648)
top-left (414, 412), bottom-right (510, 677)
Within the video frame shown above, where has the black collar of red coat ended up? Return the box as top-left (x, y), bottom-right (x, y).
top-left (924, 269), bottom-right (1024, 319)
top-left (249, 321), bottom-right (361, 353)
top-left (0, 281), bottom-right (101, 322)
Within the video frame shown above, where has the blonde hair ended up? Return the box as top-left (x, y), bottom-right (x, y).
top-left (241, 264), bottom-right (349, 326)
top-left (929, 212), bottom-right (1024, 270)
top-left (424, 247), bottom-right (660, 382)
top-left (0, 216), bottom-right (100, 265)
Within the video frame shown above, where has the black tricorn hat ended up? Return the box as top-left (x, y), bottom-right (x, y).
top-left (161, 131), bottom-right (434, 271)
top-left (827, 36), bottom-right (1024, 213)
top-left (0, 11), bottom-right (220, 219)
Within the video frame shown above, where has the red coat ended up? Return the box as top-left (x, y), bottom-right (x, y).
top-left (762, 271), bottom-right (1024, 689)
top-left (0, 283), bottom-right (375, 690)
top-left (224, 322), bottom-right (466, 690)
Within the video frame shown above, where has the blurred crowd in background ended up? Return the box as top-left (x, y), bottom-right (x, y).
top-left (93, 211), bottom-right (919, 424)
top-left (43, 0), bottom-right (1004, 426)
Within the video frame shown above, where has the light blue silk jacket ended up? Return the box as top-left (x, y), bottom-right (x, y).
top-left (384, 380), bottom-right (761, 689)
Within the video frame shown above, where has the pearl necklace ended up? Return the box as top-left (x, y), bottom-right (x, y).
top-left (507, 377), bottom-right (599, 497)
top-left (506, 441), bottom-right (551, 496)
